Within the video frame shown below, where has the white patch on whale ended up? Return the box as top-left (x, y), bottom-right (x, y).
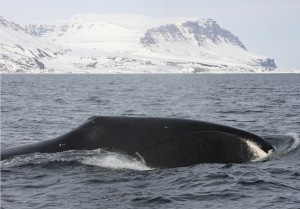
top-left (245, 139), bottom-right (273, 161)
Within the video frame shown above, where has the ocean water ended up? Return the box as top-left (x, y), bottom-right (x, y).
top-left (1, 74), bottom-right (300, 209)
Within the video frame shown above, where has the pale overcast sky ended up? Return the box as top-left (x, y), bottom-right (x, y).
top-left (1, 0), bottom-right (299, 68)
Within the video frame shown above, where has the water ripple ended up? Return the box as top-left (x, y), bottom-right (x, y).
top-left (1, 74), bottom-right (300, 209)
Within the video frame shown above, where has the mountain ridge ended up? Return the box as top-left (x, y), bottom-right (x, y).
top-left (0, 14), bottom-right (280, 73)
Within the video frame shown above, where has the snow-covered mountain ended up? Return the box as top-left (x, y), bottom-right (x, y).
top-left (0, 14), bottom-right (281, 73)
top-left (0, 16), bottom-right (69, 73)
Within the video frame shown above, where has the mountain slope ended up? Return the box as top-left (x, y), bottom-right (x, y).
top-left (0, 16), bottom-right (67, 73)
top-left (140, 19), bottom-right (276, 68)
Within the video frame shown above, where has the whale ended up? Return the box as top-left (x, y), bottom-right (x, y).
top-left (1, 116), bottom-right (274, 168)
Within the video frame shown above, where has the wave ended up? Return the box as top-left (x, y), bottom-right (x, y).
top-left (263, 133), bottom-right (300, 161)
top-left (79, 150), bottom-right (151, 171)
top-left (1, 149), bottom-right (151, 171)
top-left (286, 133), bottom-right (300, 153)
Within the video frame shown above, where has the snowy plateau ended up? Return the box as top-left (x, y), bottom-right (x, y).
top-left (0, 14), bottom-right (296, 73)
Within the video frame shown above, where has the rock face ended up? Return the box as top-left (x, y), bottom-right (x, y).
top-left (24, 24), bottom-right (69, 39)
top-left (24, 24), bottom-right (56, 37)
top-left (182, 19), bottom-right (246, 49)
top-left (257, 58), bottom-right (277, 68)
top-left (141, 19), bottom-right (246, 50)
top-left (141, 24), bottom-right (186, 46)
top-left (1, 15), bottom-right (277, 73)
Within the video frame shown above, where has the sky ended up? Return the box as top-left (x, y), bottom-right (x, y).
top-left (1, 0), bottom-right (299, 68)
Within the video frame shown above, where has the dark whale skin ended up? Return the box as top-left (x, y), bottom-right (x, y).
top-left (1, 116), bottom-right (274, 168)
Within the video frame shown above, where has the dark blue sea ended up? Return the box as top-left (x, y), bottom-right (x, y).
top-left (1, 74), bottom-right (300, 209)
